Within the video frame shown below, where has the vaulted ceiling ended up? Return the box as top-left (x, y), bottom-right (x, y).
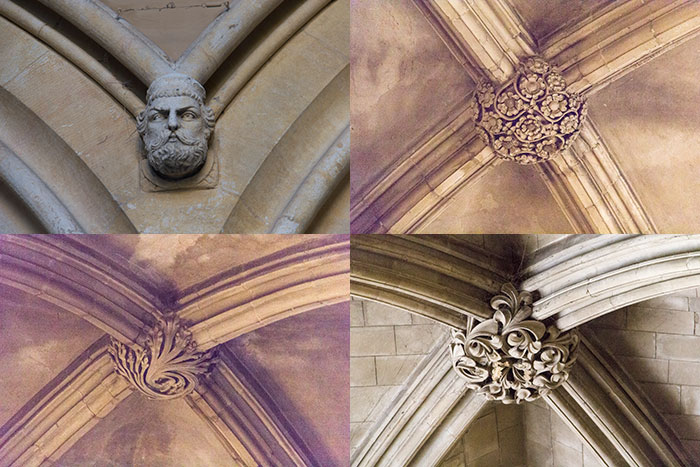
top-left (0, 234), bottom-right (350, 466)
top-left (0, 0), bottom-right (349, 234)
top-left (350, 0), bottom-right (700, 234)
top-left (349, 234), bottom-right (700, 465)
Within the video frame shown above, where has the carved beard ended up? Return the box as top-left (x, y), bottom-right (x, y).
top-left (145, 130), bottom-right (208, 180)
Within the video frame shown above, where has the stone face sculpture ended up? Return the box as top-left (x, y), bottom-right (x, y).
top-left (137, 73), bottom-right (215, 180)
top-left (474, 57), bottom-right (587, 164)
top-left (450, 283), bottom-right (579, 404)
top-left (109, 315), bottom-right (215, 400)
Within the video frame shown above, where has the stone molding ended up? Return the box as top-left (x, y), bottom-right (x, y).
top-left (546, 332), bottom-right (693, 466)
top-left (352, 238), bottom-right (699, 466)
top-left (350, 235), bottom-right (510, 327)
top-left (0, 337), bottom-right (133, 467)
top-left (0, 235), bottom-right (350, 350)
top-left (109, 316), bottom-right (215, 400)
top-left (350, 0), bottom-right (697, 233)
top-left (450, 284), bottom-right (579, 404)
top-left (522, 235), bottom-right (700, 330)
top-left (351, 333), bottom-right (488, 467)
top-left (1, 0), bottom-right (346, 233)
top-left (535, 121), bottom-right (657, 234)
top-left (188, 347), bottom-right (318, 466)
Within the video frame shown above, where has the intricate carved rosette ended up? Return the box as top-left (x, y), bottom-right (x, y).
top-left (109, 316), bottom-right (215, 400)
top-left (474, 57), bottom-right (587, 164)
top-left (450, 283), bottom-right (579, 404)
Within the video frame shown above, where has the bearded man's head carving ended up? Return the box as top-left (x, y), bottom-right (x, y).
top-left (137, 73), bottom-right (215, 180)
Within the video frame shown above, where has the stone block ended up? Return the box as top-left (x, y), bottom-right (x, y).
top-left (553, 440), bottom-right (583, 466)
top-left (681, 386), bottom-right (700, 416)
top-left (626, 308), bottom-right (695, 334)
top-left (583, 445), bottom-right (606, 467)
top-left (468, 449), bottom-right (499, 467)
top-left (669, 361), bottom-right (700, 386)
top-left (523, 403), bottom-right (551, 445)
top-left (497, 424), bottom-right (524, 465)
top-left (617, 356), bottom-right (668, 383)
top-left (350, 357), bottom-right (376, 387)
top-left (364, 302), bottom-right (412, 326)
top-left (594, 329), bottom-right (655, 357)
top-left (642, 295), bottom-right (690, 311)
top-left (551, 410), bottom-right (583, 451)
top-left (657, 335), bottom-right (700, 361)
top-left (350, 326), bottom-right (395, 357)
top-left (412, 314), bottom-right (437, 325)
top-left (395, 324), bottom-right (446, 355)
top-left (665, 414), bottom-right (700, 440)
top-left (526, 440), bottom-right (554, 467)
top-left (350, 301), bottom-right (364, 327)
top-left (350, 385), bottom-right (401, 423)
top-left (587, 309), bottom-right (626, 329)
top-left (640, 383), bottom-right (680, 413)
top-left (463, 411), bottom-right (498, 462)
top-left (495, 403), bottom-right (522, 431)
top-left (375, 355), bottom-right (424, 386)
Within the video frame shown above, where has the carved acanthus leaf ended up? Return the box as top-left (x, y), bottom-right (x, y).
top-left (109, 316), bottom-right (215, 400)
top-left (474, 57), bottom-right (587, 164)
top-left (450, 283), bottom-right (579, 404)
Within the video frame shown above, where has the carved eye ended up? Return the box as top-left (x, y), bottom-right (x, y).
top-left (150, 113), bottom-right (164, 121)
top-left (182, 111), bottom-right (197, 120)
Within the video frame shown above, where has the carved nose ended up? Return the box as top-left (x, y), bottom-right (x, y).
top-left (168, 111), bottom-right (178, 131)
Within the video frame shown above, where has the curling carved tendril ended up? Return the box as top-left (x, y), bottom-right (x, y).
top-left (109, 316), bottom-right (215, 400)
top-left (474, 57), bottom-right (587, 164)
top-left (450, 283), bottom-right (579, 404)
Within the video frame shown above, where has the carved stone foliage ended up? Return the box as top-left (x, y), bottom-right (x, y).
top-left (109, 316), bottom-right (215, 400)
top-left (137, 73), bottom-right (215, 181)
top-left (474, 57), bottom-right (587, 164)
top-left (450, 283), bottom-right (579, 404)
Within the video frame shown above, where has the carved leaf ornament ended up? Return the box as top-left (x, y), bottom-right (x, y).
top-left (474, 57), bottom-right (587, 164)
top-left (109, 316), bottom-right (214, 400)
top-left (450, 283), bottom-right (579, 404)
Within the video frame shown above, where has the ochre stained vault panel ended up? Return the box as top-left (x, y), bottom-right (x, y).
top-left (57, 394), bottom-right (234, 466)
top-left (419, 162), bottom-right (574, 233)
top-left (587, 34), bottom-right (700, 233)
top-left (350, 0), bottom-right (474, 200)
top-left (0, 286), bottom-right (104, 427)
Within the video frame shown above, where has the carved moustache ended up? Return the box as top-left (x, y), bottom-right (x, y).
top-left (145, 128), bottom-right (202, 152)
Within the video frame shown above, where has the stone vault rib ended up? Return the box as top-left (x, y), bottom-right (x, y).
top-left (350, 235), bottom-right (510, 326)
top-left (352, 0), bottom-right (697, 233)
top-left (522, 234), bottom-right (700, 330)
top-left (187, 346), bottom-right (317, 466)
top-left (351, 333), bottom-right (487, 467)
top-left (546, 332), bottom-right (693, 466)
top-left (0, 337), bottom-right (133, 467)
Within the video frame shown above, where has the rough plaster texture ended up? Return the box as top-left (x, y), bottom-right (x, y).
top-left (584, 289), bottom-right (700, 459)
top-left (57, 393), bottom-right (234, 466)
top-left (0, 286), bottom-right (104, 427)
top-left (588, 34), bottom-right (700, 233)
top-left (419, 162), bottom-right (574, 234)
top-left (506, 0), bottom-right (612, 45)
top-left (350, 299), bottom-right (448, 454)
top-left (226, 303), bottom-right (350, 466)
top-left (349, 0), bottom-right (474, 202)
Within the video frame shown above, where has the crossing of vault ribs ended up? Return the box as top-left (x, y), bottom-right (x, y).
top-left (109, 315), bottom-right (216, 400)
top-left (450, 283), bottom-right (579, 404)
top-left (474, 57), bottom-right (588, 165)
